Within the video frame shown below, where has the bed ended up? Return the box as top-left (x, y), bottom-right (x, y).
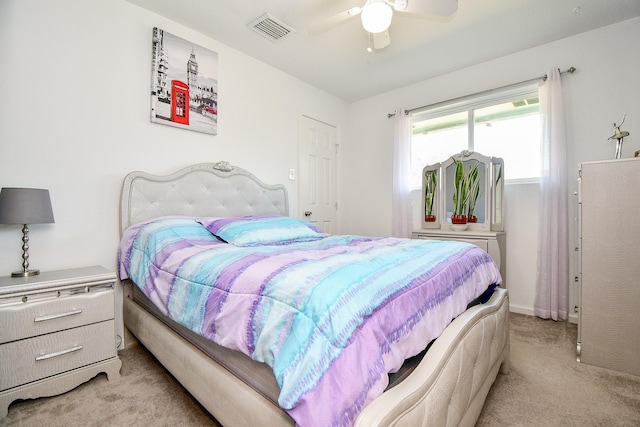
top-left (118, 161), bottom-right (510, 427)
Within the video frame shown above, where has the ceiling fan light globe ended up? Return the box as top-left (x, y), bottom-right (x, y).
top-left (361, 1), bottom-right (393, 33)
top-left (393, 0), bottom-right (408, 12)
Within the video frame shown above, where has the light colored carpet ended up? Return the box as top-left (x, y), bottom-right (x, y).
top-left (477, 313), bottom-right (640, 426)
top-left (3, 313), bottom-right (639, 426)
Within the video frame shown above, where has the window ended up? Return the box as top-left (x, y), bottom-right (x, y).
top-left (410, 83), bottom-right (540, 189)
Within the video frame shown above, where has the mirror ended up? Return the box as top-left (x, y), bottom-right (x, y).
top-left (491, 160), bottom-right (504, 231)
top-left (421, 151), bottom-right (504, 232)
top-left (444, 158), bottom-right (487, 224)
top-left (422, 165), bottom-right (439, 228)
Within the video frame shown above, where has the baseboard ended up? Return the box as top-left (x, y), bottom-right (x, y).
top-left (509, 304), bottom-right (578, 324)
top-left (509, 304), bottom-right (534, 317)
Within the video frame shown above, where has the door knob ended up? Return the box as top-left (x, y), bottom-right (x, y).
top-left (304, 211), bottom-right (312, 217)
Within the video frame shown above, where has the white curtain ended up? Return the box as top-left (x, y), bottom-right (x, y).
top-left (391, 108), bottom-right (413, 238)
top-left (534, 68), bottom-right (569, 321)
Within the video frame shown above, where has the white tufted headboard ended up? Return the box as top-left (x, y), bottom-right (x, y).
top-left (120, 162), bottom-right (288, 234)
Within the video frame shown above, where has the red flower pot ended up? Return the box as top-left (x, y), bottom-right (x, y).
top-left (451, 214), bottom-right (467, 224)
top-left (425, 215), bottom-right (436, 222)
top-left (467, 215), bottom-right (478, 223)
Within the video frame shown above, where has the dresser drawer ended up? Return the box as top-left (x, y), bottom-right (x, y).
top-left (0, 289), bottom-right (114, 344)
top-left (0, 320), bottom-right (116, 391)
top-left (413, 234), bottom-right (489, 252)
top-left (446, 237), bottom-right (489, 252)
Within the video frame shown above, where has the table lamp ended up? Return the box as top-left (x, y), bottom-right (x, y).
top-left (0, 188), bottom-right (55, 277)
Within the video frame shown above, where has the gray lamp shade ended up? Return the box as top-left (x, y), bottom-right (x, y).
top-left (0, 188), bottom-right (55, 225)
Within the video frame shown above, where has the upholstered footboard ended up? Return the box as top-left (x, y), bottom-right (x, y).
top-left (123, 281), bottom-right (508, 427)
top-left (355, 287), bottom-right (510, 427)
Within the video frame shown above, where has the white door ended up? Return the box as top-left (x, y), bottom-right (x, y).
top-left (298, 115), bottom-right (338, 233)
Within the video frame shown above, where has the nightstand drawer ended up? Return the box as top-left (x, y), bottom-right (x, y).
top-left (0, 320), bottom-right (116, 391)
top-left (0, 289), bottom-right (114, 344)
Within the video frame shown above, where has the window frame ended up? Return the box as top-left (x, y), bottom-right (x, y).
top-left (410, 81), bottom-right (540, 187)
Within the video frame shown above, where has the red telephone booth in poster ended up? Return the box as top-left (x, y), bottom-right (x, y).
top-left (171, 80), bottom-right (189, 125)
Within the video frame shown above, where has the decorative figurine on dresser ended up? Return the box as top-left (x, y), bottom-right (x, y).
top-left (0, 266), bottom-right (121, 417)
top-left (412, 151), bottom-right (506, 283)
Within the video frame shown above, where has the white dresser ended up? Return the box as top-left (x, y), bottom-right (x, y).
top-left (414, 151), bottom-right (506, 285)
top-left (578, 158), bottom-right (640, 376)
top-left (0, 266), bottom-right (122, 417)
top-left (411, 229), bottom-right (506, 286)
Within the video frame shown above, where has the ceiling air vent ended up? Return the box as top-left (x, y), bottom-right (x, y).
top-left (249, 13), bottom-right (295, 42)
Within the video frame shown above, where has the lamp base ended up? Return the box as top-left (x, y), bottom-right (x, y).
top-left (12, 269), bottom-right (40, 277)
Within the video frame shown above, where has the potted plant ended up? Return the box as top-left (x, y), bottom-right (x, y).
top-left (465, 162), bottom-right (481, 222)
top-left (451, 157), bottom-right (468, 224)
top-left (424, 170), bottom-right (437, 222)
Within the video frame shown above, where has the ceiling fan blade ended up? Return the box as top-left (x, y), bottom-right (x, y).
top-left (402, 0), bottom-right (458, 17)
top-left (372, 30), bottom-right (390, 49)
top-left (308, 7), bottom-right (361, 35)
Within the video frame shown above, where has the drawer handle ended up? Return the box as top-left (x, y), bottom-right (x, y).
top-left (34, 309), bottom-right (82, 322)
top-left (35, 345), bottom-right (83, 361)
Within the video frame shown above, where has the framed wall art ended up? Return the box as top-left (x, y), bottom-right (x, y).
top-left (151, 27), bottom-right (219, 135)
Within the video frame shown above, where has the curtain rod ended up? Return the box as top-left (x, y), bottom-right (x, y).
top-left (387, 66), bottom-right (576, 118)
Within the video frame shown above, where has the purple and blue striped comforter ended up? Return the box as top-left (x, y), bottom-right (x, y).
top-left (118, 216), bottom-right (501, 427)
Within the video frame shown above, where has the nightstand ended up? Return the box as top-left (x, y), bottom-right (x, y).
top-left (0, 266), bottom-right (122, 417)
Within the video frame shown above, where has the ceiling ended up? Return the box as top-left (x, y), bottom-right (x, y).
top-left (126, 0), bottom-right (640, 102)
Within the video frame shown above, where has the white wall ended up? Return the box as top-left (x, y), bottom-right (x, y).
top-left (0, 0), bottom-right (349, 274)
top-left (0, 0), bottom-right (349, 345)
top-left (342, 17), bottom-right (640, 320)
top-left (1, 0), bottom-right (638, 332)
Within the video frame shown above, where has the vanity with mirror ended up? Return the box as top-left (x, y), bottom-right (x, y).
top-left (412, 151), bottom-right (506, 283)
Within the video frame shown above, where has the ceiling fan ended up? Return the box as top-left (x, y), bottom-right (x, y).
top-left (309, 0), bottom-right (458, 50)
